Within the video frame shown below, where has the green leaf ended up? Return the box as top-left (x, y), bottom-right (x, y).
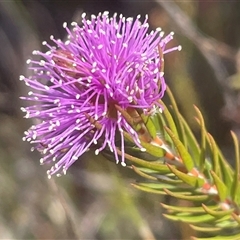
top-left (178, 113), bottom-right (200, 165)
top-left (208, 133), bottom-right (220, 177)
top-left (159, 100), bottom-right (178, 138)
top-left (194, 105), bottom-right (206, 170)
top-left (165, 87), bottom-right (186, 145)
top-left (174, 107), bottom-right (188, 147)
top-left (218, 151), bottom-right (233, 194)
top-left (132, 183), bottom-right (167, 195)
top-left (131, 166), bottom-right (158, 181)
top-left (123, 131), bottom-right (165, 158)
top-left (202, 204), bottom-right (234, 218)
top-left (156, 175), bottom-right (183, 184)
top-left (167, 164), bottom-right (204, 187)
top-left (192, 232), bottom-right (240, 240)
top-left (161, 203), bottom-right (219, 214)
top-left (156, 111), bottom-right (168, 140)
top-left (164, 188), bottom-right (209, 202)
top-left (203, 160), bottom-right (214, 181)
top-left (190, 224), bottom-right (221, 233)
top-left (165, 127), bottom-right (194, 171)
top-left (233, 184), bottom-right (240, 205)
top-left (119, 150), bottom-right (171, 173)
top-left (165, 212), bottom-right (231, 225)
top-left (215, 219), bottom-right (239, 228)
top-left (166, 86), bottom-right (179, 115)
top-left (210, 171), bottom-right (228, 201)
top-left (138, 183), bottom-right (194, 195)
top-left (163, 213), bottom-right (217, 224)
top-left (230, 131), bottom-right (240, 203)
top-left (134, 167), bottom-right (162, 174)
top-left (137, 110), bottom-right (157, 139)
top-left (138, 182), bottom-right (177, 190)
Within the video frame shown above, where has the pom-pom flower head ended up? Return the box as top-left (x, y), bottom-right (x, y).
top-left (20, 12), bottom-right (181, 177)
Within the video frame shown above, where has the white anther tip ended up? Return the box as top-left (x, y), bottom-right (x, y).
top-left (63, 22), bottom-right (67, 28)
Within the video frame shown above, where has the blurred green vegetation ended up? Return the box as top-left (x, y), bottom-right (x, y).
top-left (0, 1), bottom-right (240, 239)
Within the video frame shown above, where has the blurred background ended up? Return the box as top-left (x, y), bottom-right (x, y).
top-left (0, 0), bottom-right (240, 239)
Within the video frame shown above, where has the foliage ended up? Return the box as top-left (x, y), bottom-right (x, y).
top-left (116, 86), bottom-right (240, 239)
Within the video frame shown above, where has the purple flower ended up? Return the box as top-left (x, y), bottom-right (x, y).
top-left (20, 12), bottom-right (181, 177)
